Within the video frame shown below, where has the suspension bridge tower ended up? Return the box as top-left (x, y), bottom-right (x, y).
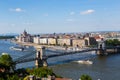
top-left (35, 46), bottom-right (48, 68)
top-left (97, 38), bottom-right (106, 55)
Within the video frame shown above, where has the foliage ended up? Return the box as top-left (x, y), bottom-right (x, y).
top-left (7, 74), bottom-right (22, 80)
top-left (0, 53), bottom-right (15, 71)
top-left (0, 53), bottom-right (21, 80)
top-left (55, 75), bottom-right (63, 78)
top-left (80, 74), bottom-right (92, 80)
top-left (0, 36), bottom-right (15, 39)
top-left (27, 67), bottom-right (54, 77)
top-left (105, 39), bottom-right (120, 46)
top-left (0, 54), bottom-right (12, 66)
top-left (23, 76), bottom-right (29, 80)
top-left (15, 68), bottom-right (29, 77)
top-left (0, 73), bottom-right (22, 80)
top-left (0, 72), bottom-right (6, 79)
top-left (63, 43), bottom-right (67, 47)
top-left (0, 69), bottom-right (27, 80)
top-left (0, 77), bottom-right (4, 80)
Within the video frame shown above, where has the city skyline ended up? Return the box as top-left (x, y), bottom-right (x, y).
top-left (0, 0), bottom-right (120, 34)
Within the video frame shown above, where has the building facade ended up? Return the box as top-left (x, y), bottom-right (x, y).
top-left (84, 37), bottom-right (97, 46)
top-left (48, 38), bottom-right (57, 45)
top-left (72, 39), bottom-right (85, 48)
top-left (33, 37), bottom-right (40, 44)
top-left (17, 30), bottom-right (33, 43)
top-left (57, 38), bottom-right (72, 46)
top-left (39, 38), bottom-right (48, 45)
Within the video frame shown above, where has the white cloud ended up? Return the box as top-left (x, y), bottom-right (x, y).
top-left (9, 8), bottom-right (25, 12)
top-left (70, 12), bottom-right (75, 15)
top-left (80, 9), bottom-right (95, 15)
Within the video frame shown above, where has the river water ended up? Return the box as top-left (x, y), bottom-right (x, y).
top-left (0, 40), bottom-right (120, 80)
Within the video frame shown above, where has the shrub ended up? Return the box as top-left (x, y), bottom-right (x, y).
top-left (80, 74), bottom-right (92, 80)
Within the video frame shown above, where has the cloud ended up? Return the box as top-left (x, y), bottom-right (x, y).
top-left (9, 8), bottom-right (25, 12)
top-left (70, 12), bottom-right (75, 15)
top-left (80, 9), bottom-right (95, 15)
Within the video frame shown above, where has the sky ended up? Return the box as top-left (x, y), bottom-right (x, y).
top-left (0, 0), bottom-right (120, 34)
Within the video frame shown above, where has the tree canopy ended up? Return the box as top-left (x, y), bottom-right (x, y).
top-left (0, 53), bottom-right (15, 70)
top-left (105, 39), bottom-right (120, 46)
top-left (0, 36), bottom-right (15, 39)
top-left (80, 74), bottom-right (92, 80)
top-left (27, 67), bottom-right (54, 77)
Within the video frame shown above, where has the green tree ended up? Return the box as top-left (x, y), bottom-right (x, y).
top-left (105, 39), bottom-right (113, 46)
top-left (63, 43), bottom-right (67, 47)
top-left (105, 39), bottom-right (120, 46)
top-left (0, 53), bottom-right (15, 72)
top-left (113, 39), bottom-right (120, 46)
top-left (7, 74), bottom-right (22, 80)
top-left (0, 77), bottom-right (4, 80)
top-left (27, 67), bottom-right (53, 77)
top-left (80, 74), bottom-right (92, 80)
top-left (23, 76), bottom-right (29, 80)
top-left (15, 68), bottom-right (28, 77)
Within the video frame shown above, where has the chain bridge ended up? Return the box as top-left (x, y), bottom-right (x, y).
top-left (13, 40), bottom-right (120, 68)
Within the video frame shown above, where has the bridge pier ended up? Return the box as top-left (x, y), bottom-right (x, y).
top-left (35, 46), bottom-right (48, 68)
top-left (97, 49), bottom-right (106, 55)
top-left (97, 39), bottom-right (106, 55)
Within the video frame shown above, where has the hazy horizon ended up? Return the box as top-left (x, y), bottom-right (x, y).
top-left (0, 0), bottom-right (120, 34)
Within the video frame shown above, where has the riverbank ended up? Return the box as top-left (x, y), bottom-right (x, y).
top-left (12, 41), bottom-right (66, 50)
top-left (12, 40), bottom-right (87, 52)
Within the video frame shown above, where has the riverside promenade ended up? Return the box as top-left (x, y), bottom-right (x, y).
top-left (12, 40), bottom-right (69, 51)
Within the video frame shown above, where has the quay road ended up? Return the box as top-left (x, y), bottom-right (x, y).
top-left (13, 41), bottom-right (90, 51)
top-left (13, 41), bottom-right (120, 54)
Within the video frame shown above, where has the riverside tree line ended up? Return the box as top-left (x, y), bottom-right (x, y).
top-left (105, 39), bottom-right (120, 46)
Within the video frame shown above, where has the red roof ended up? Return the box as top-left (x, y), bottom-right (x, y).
top-left (94, 36), bottom-right (101, 39)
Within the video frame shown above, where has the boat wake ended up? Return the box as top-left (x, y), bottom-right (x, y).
top-left (74, 60), bottom-right (93, 64)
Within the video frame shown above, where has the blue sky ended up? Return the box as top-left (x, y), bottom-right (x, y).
top-left (0, 0), bottom-right (120, 34)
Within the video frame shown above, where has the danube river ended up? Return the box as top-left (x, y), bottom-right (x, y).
top-left (0, 40), bottom-right (120, 80)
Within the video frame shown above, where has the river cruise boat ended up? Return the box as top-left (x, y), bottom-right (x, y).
top-left (10, 46), bottom-right (24, 51)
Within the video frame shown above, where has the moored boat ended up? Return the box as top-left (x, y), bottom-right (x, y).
top-left (10, 46), bottom-right (24, 51)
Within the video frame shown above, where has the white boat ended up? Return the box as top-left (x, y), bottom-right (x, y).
top-left (10, 46), bottom-right (24, 51)
top-left (75, 60), bottom-right (93, 64)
